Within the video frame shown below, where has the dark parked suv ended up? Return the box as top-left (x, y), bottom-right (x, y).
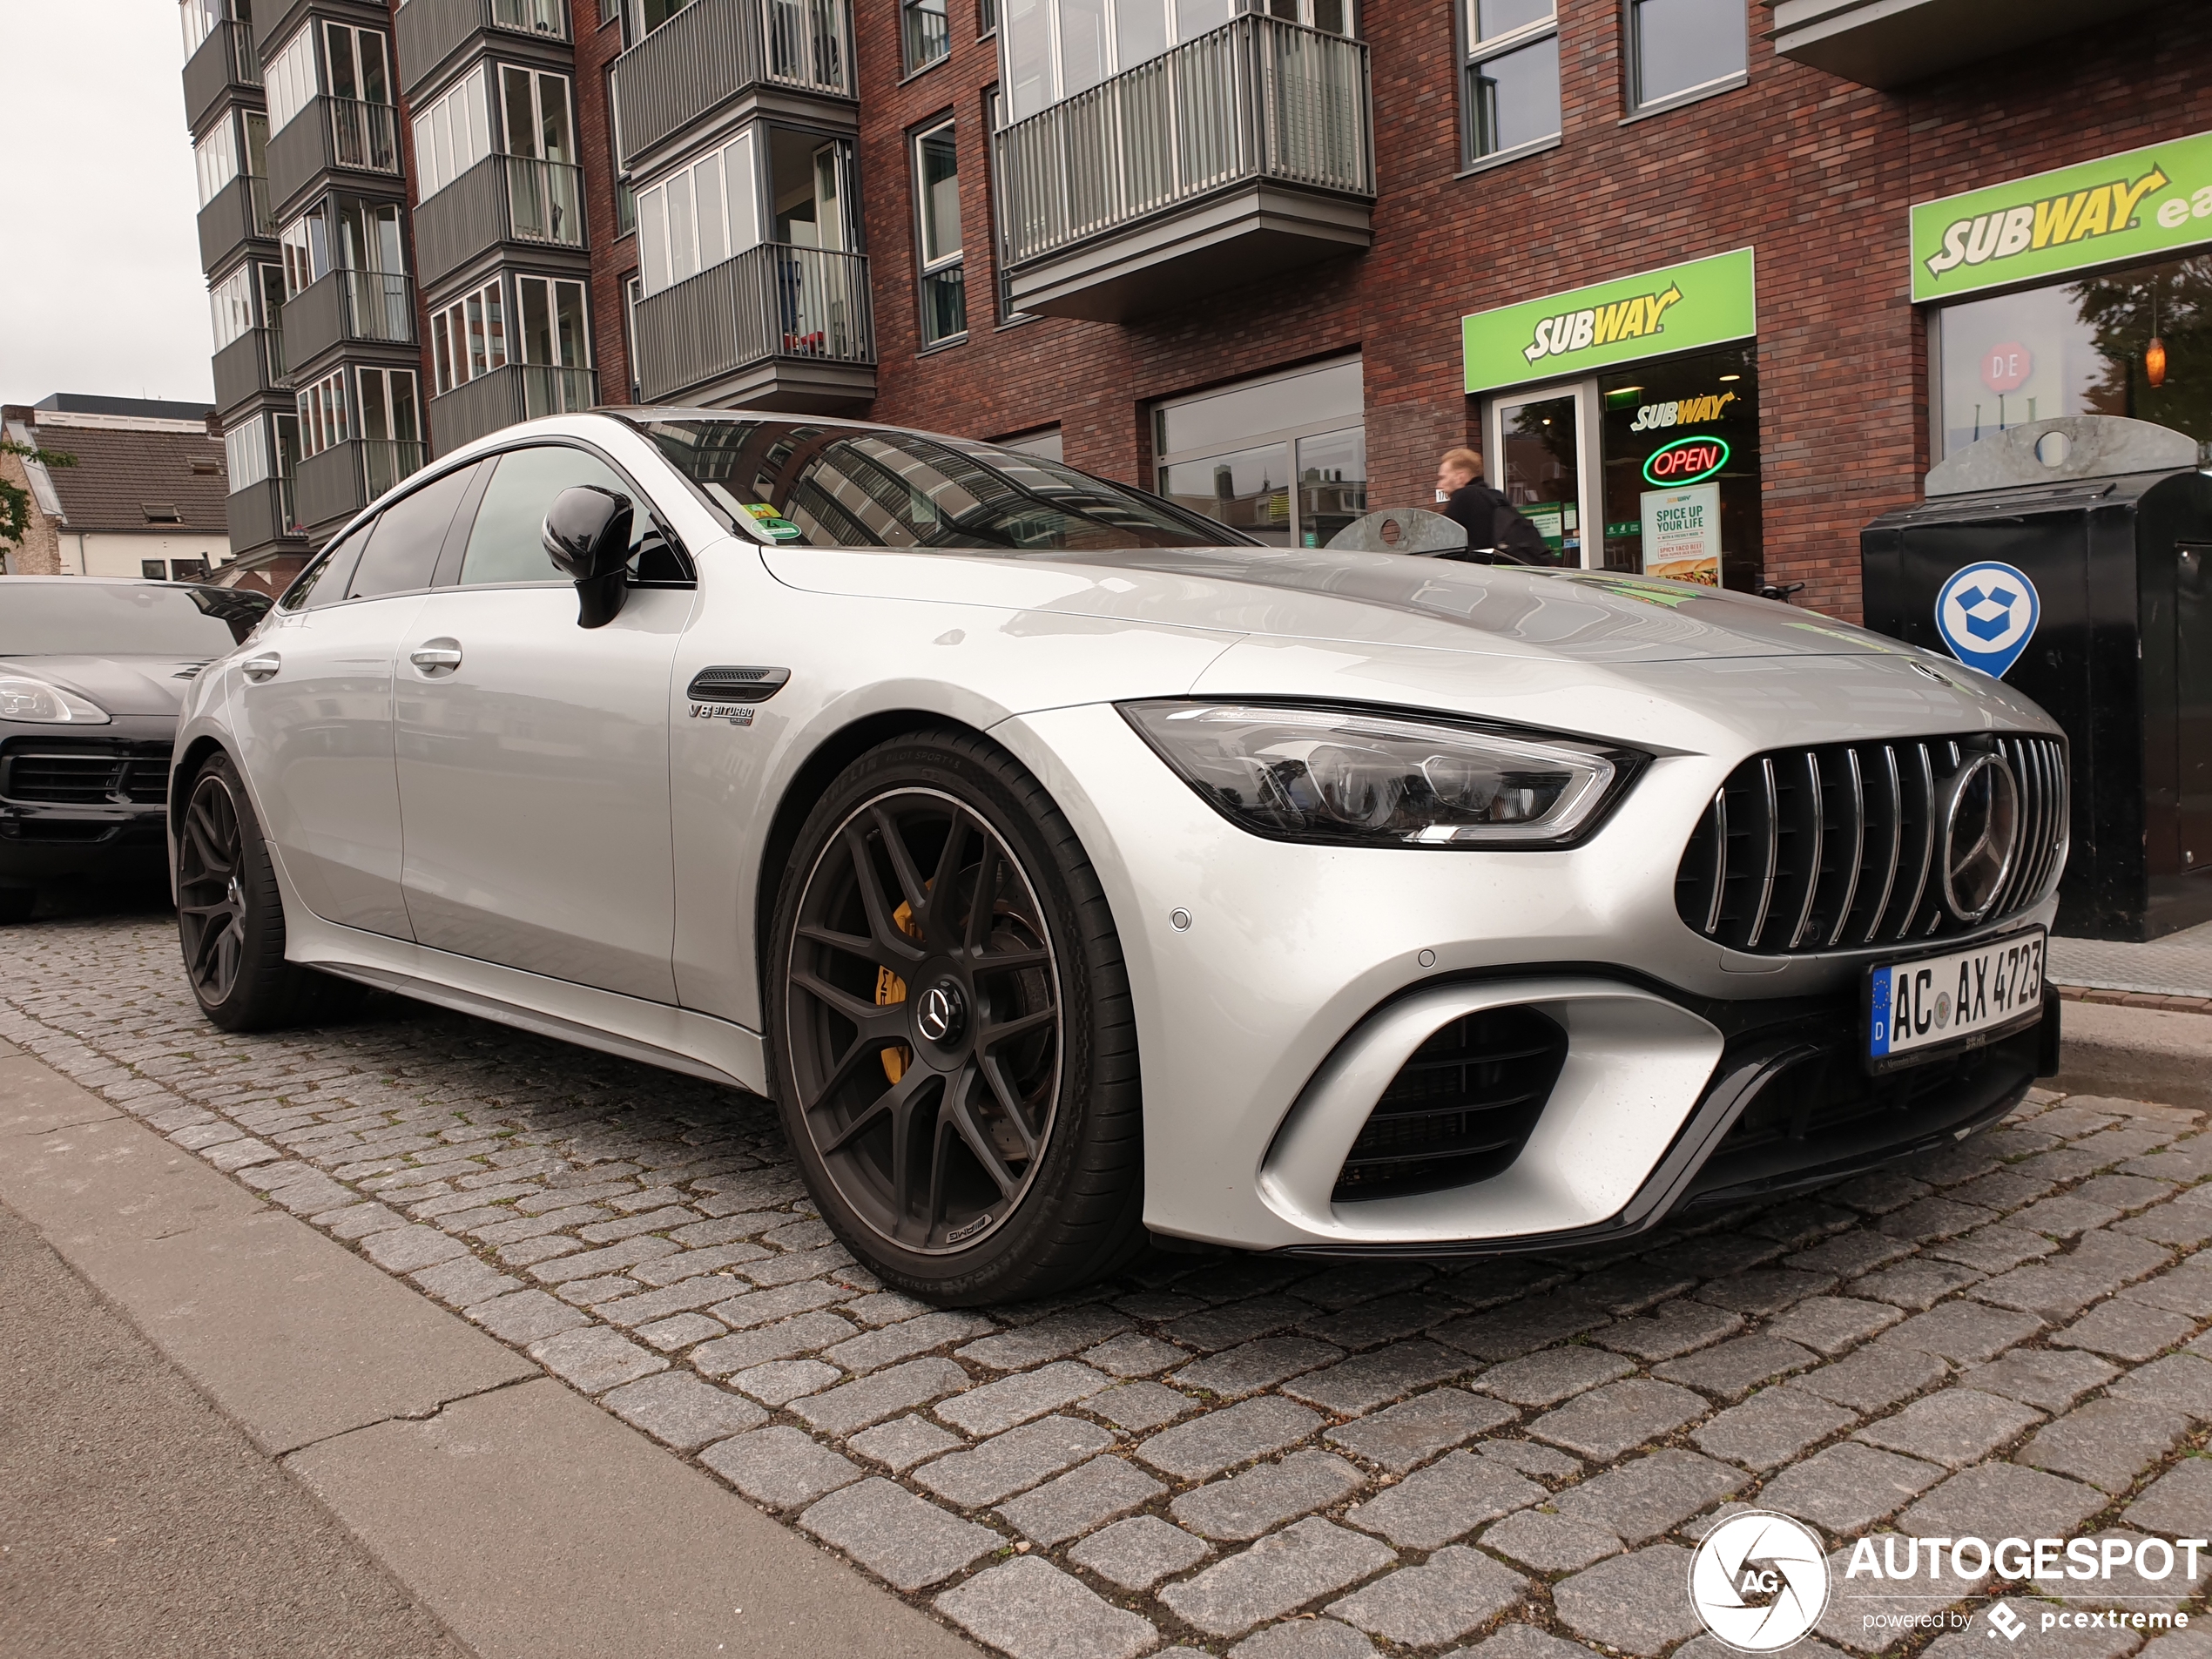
top-left (0, 577), bottom-right (269, 921)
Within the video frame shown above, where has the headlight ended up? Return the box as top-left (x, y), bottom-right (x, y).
top-left (1119, 701), bottom-right (1641, 847)
top-left (0, 674), bottom-right (111, 725)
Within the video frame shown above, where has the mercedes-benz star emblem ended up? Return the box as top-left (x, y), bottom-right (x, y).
top-left (1939, 752), bottom-right (2021, 922)
top-left (1689, 1510), bottom-right (1830, 1652)
top-left (915, 981), bottom-right (966, 1046)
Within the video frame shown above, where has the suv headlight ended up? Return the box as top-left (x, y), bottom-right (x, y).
top-left (0, 675), bottom-right (111, 725)
top-left (1120, 700), bottom-right (1642, 847)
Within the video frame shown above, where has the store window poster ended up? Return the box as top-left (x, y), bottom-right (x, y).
top-left (1641, 482), bottom-right (1722, 584)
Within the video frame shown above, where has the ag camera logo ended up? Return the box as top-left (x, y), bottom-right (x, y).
top-left (1689, 1511), bottom-right (1831, 1651)
top-left (1934, 560), bottom-right (2040, 680)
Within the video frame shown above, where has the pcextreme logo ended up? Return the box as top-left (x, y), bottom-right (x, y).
top-left (1923, 165), bottom-right (2169, 280)
top-left (1523, 283), bottom-right (1683, 364)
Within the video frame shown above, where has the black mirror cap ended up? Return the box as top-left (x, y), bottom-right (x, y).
top-left (543, 485), bottom-right (634, 584)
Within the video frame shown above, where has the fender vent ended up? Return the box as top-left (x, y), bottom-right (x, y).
top-left (1332, 1005), bottom-right (1567, 1203)
top-left (686, 665), bottom-right (790, 701)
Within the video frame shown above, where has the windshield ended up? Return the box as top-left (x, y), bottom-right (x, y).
top-left (636, 418), bottom-right (1252, 552)
top-left (0, 583), bottom-right (271, 656)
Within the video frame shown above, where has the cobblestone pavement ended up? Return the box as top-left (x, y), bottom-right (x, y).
top-left (10, 909), bottom-right (2212, 1659)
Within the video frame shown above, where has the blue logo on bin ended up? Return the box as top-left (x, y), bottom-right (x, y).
top-left (1933, 561), bottom-right (2040, 679)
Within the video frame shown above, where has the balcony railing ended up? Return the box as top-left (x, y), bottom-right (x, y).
top-left (184, 18), bottom-right (261, 133)
top-left (286, 270), bottom-right (415, 367)
top-left (612, 0), bottom-right (853, 173)
top-left (632, 243), bottom-right (872, 403)
top-left (329, 98), bottom-right (401, 174)
top-left (212, 327), bottom-right (289, 411)
top-left (995, 15), bottom-right (1372, 269)
top-left (226, 475), bottom-right (304, 554)
top-left (415, 156), bottom-right (587, 286)
top-left (398, 0), bottom-right (569, 95)
top-left (296, 439), bottom-right (427, 531)
top-left (196, 172), bottom-right (274, 273)
top-left (269, 98), bottom-right (403, 211)
top-left (430, 363), bottom-right (597, 455)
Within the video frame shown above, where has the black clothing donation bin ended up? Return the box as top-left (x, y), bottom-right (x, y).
top-left (1862, 415), bottom-right (2212, 942)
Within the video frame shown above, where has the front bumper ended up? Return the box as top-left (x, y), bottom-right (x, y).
top-left (0, 724), bottom-right (176, 888)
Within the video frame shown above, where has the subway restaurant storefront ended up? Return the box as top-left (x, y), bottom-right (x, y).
top-left (1461, 249), bottom-right (1761, 589)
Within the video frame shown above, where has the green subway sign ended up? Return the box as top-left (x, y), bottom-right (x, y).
top-left (1911, 129), bottom-right (2212, 303)
top-left (1461, 248), bottom-right (1757, 395)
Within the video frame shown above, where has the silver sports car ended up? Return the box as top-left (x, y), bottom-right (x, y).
top-left (171, 411), bottom-right (2066, 1305)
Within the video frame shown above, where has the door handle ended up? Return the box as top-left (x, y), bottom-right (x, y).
top-left (410, 640), bottom-right (462, 676)
top-left (240, 652), bottom-right (280, 682)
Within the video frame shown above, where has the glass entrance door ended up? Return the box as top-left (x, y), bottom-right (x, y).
top-left (1487, 381), bottom-right (1595, 567)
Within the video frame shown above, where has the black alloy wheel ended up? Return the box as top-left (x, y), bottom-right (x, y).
top-left (769, 731), bottom-right (1145, 1305)
top-left (177, 768), bottom-right (249, 1005)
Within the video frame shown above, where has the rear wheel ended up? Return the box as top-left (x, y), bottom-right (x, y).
top-left (766, 730), bottom-right (1145, 1305)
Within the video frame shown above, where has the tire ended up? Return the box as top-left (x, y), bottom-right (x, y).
top-left (176, 753), bottom-right (354, 1031)
top-left (766, 728), bottom-right (1146, 1305)
top-left (0, 888), bottom-right (33, 925)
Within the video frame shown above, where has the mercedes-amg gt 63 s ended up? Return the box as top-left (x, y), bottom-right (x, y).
top-left (169, 412), bottom-right (2064, 1304)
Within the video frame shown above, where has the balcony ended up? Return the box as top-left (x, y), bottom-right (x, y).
top-left (226, 476), bottom-right (305, 556)
top-left (212, 327), bottom-right (290, 414)
top-left (632, 244), bottom-right (873, 411)
top-left (197, 172), bottom-right (275, 274)
top-left (267, 97), bottom-right (402, 215)
top-left (994, 16), bottom-right (1373, 323)
top-left (415, 156), bottom-right (586, 287)
top-left (1769, 0), bottom-right (2151, 88)
top-left (398, 0), bottom-right (568, 97)
top-left (296, 440), bottom-right (427, 534)
top-left (430, 364), bottom-right (597, 455)
top-left (184, 19), bottom-right (260, 135)
top-left (285, 271), bottom-right (415, 368)
top-left (612, 0), bottom-right (854, 177)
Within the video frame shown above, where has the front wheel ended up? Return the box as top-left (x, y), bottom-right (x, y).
top-left (765, 729), bottom-right (1145, 1305)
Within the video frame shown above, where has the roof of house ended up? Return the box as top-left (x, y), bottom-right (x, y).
top-left (6, 417), bottom-right (230, 536)
top-left (35, 393), bottom-right (217, 423)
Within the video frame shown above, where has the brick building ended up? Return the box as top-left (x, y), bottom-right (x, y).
top-left (181, 0), bottom-right (2212, 615)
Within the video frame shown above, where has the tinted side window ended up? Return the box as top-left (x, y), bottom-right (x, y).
top-left (347, 463), bottom-right (482, 599)
top-left (460, 445), bottom-right (645, 587)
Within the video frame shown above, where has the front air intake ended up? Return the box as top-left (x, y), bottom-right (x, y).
top-left (1674, 733), bottom-right (2066, 956)
top-left (1332, 1005), bottom-right (1566, 1202)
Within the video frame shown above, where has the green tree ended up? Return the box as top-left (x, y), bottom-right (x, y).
top-left (1, 437), bottom-right (76, 556)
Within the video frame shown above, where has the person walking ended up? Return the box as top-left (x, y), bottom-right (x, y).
top-left (1434, 448), bottom-right (1550, 564)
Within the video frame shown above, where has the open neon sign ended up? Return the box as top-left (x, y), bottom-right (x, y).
top-left (1642, 436), bottom-right (1730, 486)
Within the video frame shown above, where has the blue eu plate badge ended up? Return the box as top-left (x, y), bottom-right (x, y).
top-left (1933, 560), bottom-right (2040, 679)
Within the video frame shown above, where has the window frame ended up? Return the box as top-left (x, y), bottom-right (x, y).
top-left (430, 278), bottom-right (510, 395)
top-left (411, 66), bottom-right (490, 201)
top-left (1457, 0), bottom-right (1563, 175)
top-left (911, 116), bottom-right (967, 351)
top-left (635, 128), bottom-right (761, 297)
top-left (902, 0), bottom-right (953, 77)
top-left (1622, 0), bottom-right (1748, 118)
top-left (1152, 355), bottom-right (1368, 549)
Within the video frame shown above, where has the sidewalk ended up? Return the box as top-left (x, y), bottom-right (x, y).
top-left (2051, 918), bottom-right (2212, 1001)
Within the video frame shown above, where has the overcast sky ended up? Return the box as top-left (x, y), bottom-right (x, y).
top-left (0, 0), bottom-right (214, 411)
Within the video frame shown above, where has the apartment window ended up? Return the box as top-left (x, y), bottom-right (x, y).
top-left (517, 277), bottom-right (591, 371)
top-left (412, 67), bottom-right (489, 200)
top-left (359, 368), bottom-right (421, 447)
top-left (279, 210), bottom-right (327, 294)
top-left (979, 0), bottom-right (995, 33)
top-left (604, 65), bottom-right (636, 238)
top-left (600, 0), bottom-right (621, 23)
top-left (637, 130), bottom-right (759, 296)
top-left (624, 0), bottom-right (689, 44)
top-left (1155, 357), bottom-right (1366, 546)
top-left (298, 368), bottom-right (351, 458)
top-left (179, 0), bottom-right (235, 57)
top-left (225, 418), bottom-right (272, 489)
top-left (210, 263), bottom-right (260, 351)
top-left (265, 25), bottom-right (315, 132)
top-left (904, 0), bottom-right (951, 71)
top-left (624, 274), bottom-right (644, 403)
top-left (1001, 0), bottom-right (1336, 121)
top-left (1463, 0), bottom-right (1560, 165)
top-left (502, 65), bottom-right (575, 162)
top-left (1627, 0), bottom-right (1745, 110)
top-left (913, 121), bottom-right (965, 347)
top-left (194, 117), bottom-right (240, 207)
top-left (323, 22), bottom-right (391, 108)
top-left (431, 280), bottom-right (508, 395)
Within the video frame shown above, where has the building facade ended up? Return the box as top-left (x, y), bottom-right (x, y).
top-left (0, 397), bottom-right (233, 580)
top-left (181, 0), bottom-right (2212, 616)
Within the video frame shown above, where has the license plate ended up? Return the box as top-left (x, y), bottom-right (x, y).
top-left (1868, 928), bottom-right (2046, 1069)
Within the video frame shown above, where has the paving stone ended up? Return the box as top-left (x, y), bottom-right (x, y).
top-left (631, 1248), bottom-right (770, 1290)
top-left (1878, 1197), bottom-right (2002, 1242)
top-left (1452, 1623), bottom-right (1607, 1659)
top-left (915, 1415), bottom-right (1117, 1508)
top-left (1479, 1439), bottom-right (1581, 1479)
top-left (637, 1312), bottom-right (725, 1353)
top-left (1693, 1386), bottom-right (1858, 1471)
top-left (849, 1413), bottom-right (962, 1472)
top-left (937, 1361), bottom-right (1114, 1436)
top-left (1089, 1381), bottom-right (1197, 1433)
top-left (1590, 1299), bottom-right (1746, 1363)
top-left (1654, 1335), bottom-right (1819, 1399)
top-left (601, 1371), bottom-right (766, 1451)
top-left (2119, 1204), bottom-right (2212, 1248)
top-left (528, 1325), bottom-right (668, 1394)
top-left (1855, 1386), bottom-right (2042, 1467)
top-left (2019, 1398), bottom-right (2192, 1494)
top-left (596, 1276), bottom-right (751, 1327)
top-left (799, 1477), bottom-right (1001, 1592)
top-left (2107, 1352), bottom-right (2212, 1420)
top-left (1849, 1258), bottom-right (1987, 1310)
top-left (729, 1358), bottom-right (840, 1406)
top-left (2014, 1194), bottom-right (2129, 1238)
top-left (1529, 1379), bottom-right (1708, 1460)
top-left (1695, 1269), bottom-right (1838, 1316)
top-left (1290, 1262), bottom-right (1437, 1312)
top-left (1159, 1297), bottom-right (1313, 1355)
top-left (1170, 1451), bottom-right (1365, 1541)
top-left (1648, 1233), bottom-right (1789, 1279)
top-left (1481, 1506), bottom-right (1624, 1573)
top-left (409, 1253), bottom-right (520, 1308)
top-left (466, 1287), bottom-right (590, 1344)
top-left (1282, 1339), bottom-right (1470, 1415)
top-left (1975, 1264), bottom-right (2130, 1319)
top-left (700, 1424), bottom-right (863, 1509)
top-left (1765, 1297), bottom-right (1907, 1357)
top-left (689, 1311), bottom-right (858, 1377)
top-left (741, 1243), bottom-right (855, 1286)
top-left (1791, 1342), bottom-right (1950, 1413)
top-left (1551, 1543), bottom-right (1703, 1657)
top-left (1435, 1300), bottom-right (1611, 1361)
top-left (527, 1235), bottom-right (680, 1285)
top-left (1343, 1448), bottom-right (1542, 1549)
top-left (1898, 1459), bottom-right (2107, 1540)
top-left (1551, 1448), bottom-right (1745, 1543)
top-left (1173, 1337), bottom-right (1344, 1399)
top-left (1326, 1544), bottom-right (1527, 1647)
top-left (1561, 1263), bottom-right (1702, 1317)
top-left (1476, 1345), bottom-right (1636, 1407)
top-left (2123, 1457), bottom-right (2212, 1537)
top-left (553, 1274), bottom-right (643, 1308)
top-left (1785, 1232), bottom-right (1918, 1279)
top-left (358, 1223), bottom-right (469, 1272)
top-left (1069, 1514), bottom-right (1212, 1592)
top-left (1757, 1442), bottom-right (1947, 1533)
top-left (1883, 1300), bottom-right (2045, 1363)
top-left (952, 1305), bottom-right (1135, 1372)
top-left (1138, 1396), bottom-right (1322, 1480)
top-left (2054, 1299), bottom-right (2200, 1361)
top-left (1324, 1387), bottom-right (1515, 1473)
top-left (2126, 1266), bottom-right (2212, 1318)
top-left (935, 1555), bottom-right (1158, 1659)
top-left (1082, 1333), bottom-right (1188, 1378)
top-left (704, 1278), bottom-right (846, 1329)
top-left (1298, 1292), bottom-right (1454, 1350)
top-left (1959, 1347), bottom-right (2120, 1413)
top-left (821, 1311), bottom-right (994, 1375)
top-left (791, 1356), bottom-right (973, 1436)
top-left (576, 1204), bottom-right (696, 1244)
top-left (1228, 1620), bottom-right (1375, 1659)
top-left (1157, 1518), bottom-right (1397, 1638)
top-left (997, 1454), bottom-right (1166, 1548)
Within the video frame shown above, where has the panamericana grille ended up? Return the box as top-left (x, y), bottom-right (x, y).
top-left (1332, 1006), bottom-right (1566, 1202)
top-left (1675, 733), bottom-right (2066, 955)
top-left (0, 741), bottom-right (172, 807)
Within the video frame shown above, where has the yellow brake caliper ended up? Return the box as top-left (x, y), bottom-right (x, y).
top-left (877, 897), bottom-right (924, 1082)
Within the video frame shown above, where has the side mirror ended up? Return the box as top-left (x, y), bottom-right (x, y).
top-left (543, 485), bottom-right (633, 629)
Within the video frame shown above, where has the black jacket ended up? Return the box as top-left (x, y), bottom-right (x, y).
top-left (1440, 481), bottom-right (1551, 564)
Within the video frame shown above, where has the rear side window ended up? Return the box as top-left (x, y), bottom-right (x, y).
top-left (279, 529), bottom-right (366, 610)
top-left (346, 463), bottom-right (482, 599)
top-left (459, 444), bottom-right (651, 587)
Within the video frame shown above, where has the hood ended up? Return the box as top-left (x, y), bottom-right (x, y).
top-left (760, 543), bottom-right (1918, 666)
top-left (3, 655), bottom-right (203, 718)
